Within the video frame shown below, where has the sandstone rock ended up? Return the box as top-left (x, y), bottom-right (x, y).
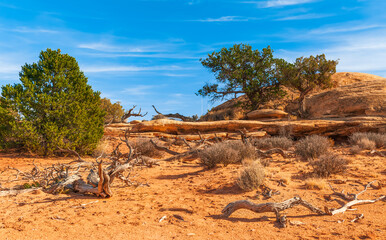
top-left (247, 109), bottom-right (288, 120)
top-left (306, 79), bottom-right (386, 118)
top-left (130, 120), bottom-right (142, 124)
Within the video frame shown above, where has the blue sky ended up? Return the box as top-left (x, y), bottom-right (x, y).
top-left (1, 0), bottom-right (385, 119)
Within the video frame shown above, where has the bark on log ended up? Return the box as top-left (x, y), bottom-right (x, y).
top-left (129, 118), bottom-right (386, 137)
top-left (221, 197), bottom-right (325, 228)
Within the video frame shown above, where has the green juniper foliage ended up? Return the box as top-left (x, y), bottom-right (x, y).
top-left (197, 44), bottom-right (286, 110)
top-left (281, 54), bottom-right (338, 116)
top-left (1, 49), bottom-right (105, 155)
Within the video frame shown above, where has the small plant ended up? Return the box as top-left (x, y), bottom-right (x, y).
top-left (349, 145), bottom-right (362, 155)
top-left (237, 161), bottom-right (265, 191)
top-left (349, 132), bottom-right (385, 149)
top-left (252, 136), bottom-right (293, 150)
top-left (310, 153), bottom-right (348, 178)
top-left (199, 140), bottom-right (256, 168)
top-left (134, 138), bottom-right (163, 158)
top-left (295, 135), bottom-right (331, 161)
top-left (199, 142), bottom-right (239, 168)
top-left (304, 178), bottom-right (326, 190)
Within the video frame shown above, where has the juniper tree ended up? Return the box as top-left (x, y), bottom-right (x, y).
top-left (197, 44), bottom-right (286, 110)
top-left (1, 49), bottom-right (105, 155)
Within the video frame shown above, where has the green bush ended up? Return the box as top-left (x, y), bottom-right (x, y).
top-left (100, 98), bottom-right (125, 124)
top-left (1, 49), bottom-right (105, 155)
top-left (295, 135), bottom-right (331, 161)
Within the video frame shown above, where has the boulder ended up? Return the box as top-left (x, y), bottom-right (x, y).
top-left (306, 79), bottom-right (386, 118)
top-left (247, 109), bottom-right (288, 120)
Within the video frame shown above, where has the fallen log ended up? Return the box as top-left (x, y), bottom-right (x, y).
top-left (325, 181), bottom-right (385, 215)
top-left (221, 196), bottom-right (325, 228)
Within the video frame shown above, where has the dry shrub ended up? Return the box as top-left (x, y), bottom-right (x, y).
top-left (310, 153), bottom-right (348, 178)
top-left (295, 135), bottom-right (331, 161)
top-left (92, 138), bottom-right (109, 158)
top-left (199, 141), bottom-right (257, 168)
top-left (304, 178), bottom-right (327, 190)
top-left (237, 161), bottom-right (265, 191)
top-left (252, 136), bottom-right (293, 150)
top-left (349, 145), bottom-right (362, 155)
top-left (134, 138), bottom-right (163, 158)
top-left (349, 132), bottom-right (385, 149)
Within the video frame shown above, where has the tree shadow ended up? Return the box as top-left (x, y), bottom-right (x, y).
top-left (156, 169), bottom-right (206, 180)
top-left (198, 183), bottom-right (244, 195)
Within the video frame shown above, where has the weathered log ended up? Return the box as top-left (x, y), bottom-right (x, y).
top-left (221, 197), bottom-right (325, 228)
top-left (326, 181), bottom-right (385, 215)
top-left (47, 175), bottom-right (81, 194)
top-left (0, 188), bottom-right (42, 197)
top-left (129, 118), bottom-right (386, 137)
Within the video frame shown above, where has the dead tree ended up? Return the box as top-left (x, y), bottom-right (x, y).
top-left (152, 105), bottom-right (197, 122)
top-left (221, 196), bottom-right (325, 228)
top-left (325, 181), bottom-right (385, 215)
top-left (121, 105), bottom-right (147, 122)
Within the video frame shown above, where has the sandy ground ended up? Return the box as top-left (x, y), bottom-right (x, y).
top-left (0, 138), bottom-right (385, 240)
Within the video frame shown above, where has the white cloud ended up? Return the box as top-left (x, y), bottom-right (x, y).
top-left (192, 16), bottom-right (258, 22)
top-left (276, 13), bottom-right (333, 21)
top-left (121, 85), bottom-right (156, 96)
top-left (243, 0), bottom-right (317, 8)
top-left (78, 43), bottom-right (152, 53)
top-left (81, 65), bottom-right (187, 73)
top-left (309, 24), bottom-right (385, 34)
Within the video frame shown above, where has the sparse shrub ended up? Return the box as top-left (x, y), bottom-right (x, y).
top-left (349, 145), bottom-right (362, 155)
top-left (356, 138), bottom-right (376, 150)
top-left (228, 141), bottom-right (258, 161)
top-left (252, 136), bottom-right (293, 150)
top-left (237, 161), bottom-right (265, 191)
top-left (295, 135), bottom-right (331, 161)
top-left (134, 138), bottom-right (163, 158)
top-left (304, 178), bottom-right (326, 190)
top-left (349, 132), bottom-right (385, 149)
top-left (199, 140), bottom-right (257, 168)
top-left (310, 153), bottom-right (348, 178)
top-left (199, 142), bottom-right (239, 168)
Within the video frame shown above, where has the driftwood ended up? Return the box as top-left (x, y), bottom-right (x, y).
top-left (325, 181), bottom-right (385, 215)
top-left (121, 105), bottom-right (147, 123)
top-left (0, 188), bottom-right (42, 197)
top-left (152, 105), bottom-right (196, 122)
top-left (256, 148), bottom-right (290, 158)
top-left (221, 196), bottom-right (325, 228)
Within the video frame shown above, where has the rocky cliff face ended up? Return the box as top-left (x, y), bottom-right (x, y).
top-left (305, 79), bottom-right (386, 118)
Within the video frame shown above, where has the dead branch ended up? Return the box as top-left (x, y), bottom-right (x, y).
top-left (325, 181), bottom-right (385, 215)
top-left (221, 196), bottom-right (325, 228)
top-left (152, 105), bottom-right (196, 122)
top-left (121, 105), bottom-right (147, 122)
top-left (256, 148), bottom-right (290, 158)
top-left (0, 188), bottom-right (42, 197)
top-left (150, 139), bottom-right (179, 155)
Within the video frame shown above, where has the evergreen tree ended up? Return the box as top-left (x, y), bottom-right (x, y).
top-left (1, 49), bottom-right (105, 155)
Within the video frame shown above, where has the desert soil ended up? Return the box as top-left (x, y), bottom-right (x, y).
top-left (0, 137), bottom-right (385, 240)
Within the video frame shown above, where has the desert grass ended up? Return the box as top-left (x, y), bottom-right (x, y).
top-left (310, 153), bottom-right (348, 178)
top-left (251, 136), bottom-right (293, 150)
top-left (237, 161), bottom-right (265, 191)
top-left (295, 135), bottom-right (331, 161)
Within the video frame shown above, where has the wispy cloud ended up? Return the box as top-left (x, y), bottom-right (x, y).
top-left (276, 13), bottom-right (333, 21)
top-left (309, 24), bottom-right (386, 34)
top-left (78, 43), bottom-right (154, 53)
top-left (192, 16), bottom-right (258, 22)
top-left (121, 85), bottom-right (156, 96)
top-left (82, 65), bottom-right (188, 73)
top-left (243, 0), bottom-right (318, 8)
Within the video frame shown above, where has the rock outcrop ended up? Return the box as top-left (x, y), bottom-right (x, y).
top-left (246, 109), bottom-right (288, 120)
top-left (305, 79), bottom-right (386, 118)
